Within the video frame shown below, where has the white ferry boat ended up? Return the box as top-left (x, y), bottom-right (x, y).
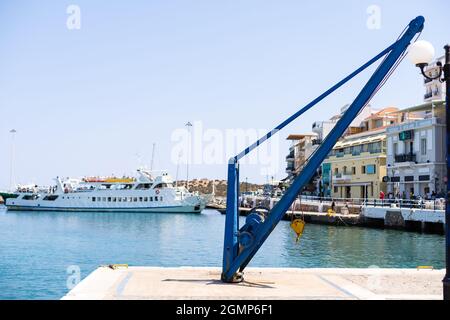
top-left (5, 169), bottom-right (207, 213)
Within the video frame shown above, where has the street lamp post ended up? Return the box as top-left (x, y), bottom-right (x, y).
top-left (185, 122), bottom-right (193, 191)
top-left (409, 41), bottom-right (450, 300)
top-left (9, 129), bottom-right (17, 191)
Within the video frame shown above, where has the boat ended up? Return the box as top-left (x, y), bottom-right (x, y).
top-left (5, 169), bottom-right (207, 213)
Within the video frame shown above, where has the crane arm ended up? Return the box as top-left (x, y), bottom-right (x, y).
top-left (222, 16), bottom-right (425, 282)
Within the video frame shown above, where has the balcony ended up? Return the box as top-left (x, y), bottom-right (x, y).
top-left (312, 138), bottom-right (322, 146)
top-left (333, 173), bottom-right (352, 182)
top-left (285, 151), bottom-right (295, 161)
top-left (394, 153), bottom-right (416, 163)
top-left (286, 163), bottom-right (295, 171)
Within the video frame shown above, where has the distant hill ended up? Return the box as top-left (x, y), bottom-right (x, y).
top-left (175, 179), bottom-right (263, 197)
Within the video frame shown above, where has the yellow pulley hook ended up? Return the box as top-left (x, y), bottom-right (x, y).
top-left (290, 219), bottom-right (305, 243)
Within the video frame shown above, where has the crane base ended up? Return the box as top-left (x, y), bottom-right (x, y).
top-left (221, 271), bottom-right (244, 283)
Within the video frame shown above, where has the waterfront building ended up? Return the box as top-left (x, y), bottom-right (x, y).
top-left (423, 56), bottom-right (446, 102)
top-left (311, 104), bottom-right (373, 143)
top-left (386, 100), bottom-right (446, 199)
top-left (321, 107), bottom-right (399, 199)
top-left (323, 128), bottom-right (387, 199)
top-left (359, 107), bottom-right (399, 131)
top-left (285, 133), bottom-right (319, 192)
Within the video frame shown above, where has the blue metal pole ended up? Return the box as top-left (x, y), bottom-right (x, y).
top-left (222, 16), bottom-right (425, 282)
top-left (222, 160), bottom-right (240, 281)
top-left (443, 44), bottom-right (450, 300)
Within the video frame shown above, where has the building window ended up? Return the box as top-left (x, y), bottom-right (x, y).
top-left (352, 167), bottom-right (356, 174)
top-left (334, 168), bottom-right (338, 175)
top-left (366, 165), bottom-right (376, 174)
top-left (361, 165), bottom-right (366, 174)
top-left (393, 143), bottom-right (398, 156)
top-left (420, 138), bottom-right (427, 156)
top-left (333, 186), bottom-right (338, 193)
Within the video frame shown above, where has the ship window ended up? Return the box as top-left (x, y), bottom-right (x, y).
top-left (155, 197), bottom-right (158, 202)
top-left (123, 197), bottom-right (127, 202)
top-left (154, 183), bottom-right (170, 189)
top-left (22, 195), bottom-right (39, 200)
top-left (43, 195), bottom-right (59, 201)
top-left (108, 197), bottom-right (111, 202)
top-left (133, 197), bottom-right (137, 202)
top-left (135, 183), bottom-right (152, 190)
top-left (129, 197), bottom-right (133, 202)
top-left (113, 197), bottom-right (117, 202)
top-left (102, 197), bottom-right (106, 202)
top-left (160, 197), bottom-right (163, 201)
top-left (139, 197), bottom-right (143, 202)
top-left (118, 197), bottom-right (122, 202)
top-left (97, 197), bottom-right (101, 201)
top-left (150, 197), bottom-right (153, 201)
top-left (144, 197), bottom-right (148, 202)
top-left (92, 197), bottom-right (95, 202)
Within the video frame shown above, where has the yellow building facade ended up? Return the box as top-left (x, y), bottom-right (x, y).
top-left (323, 129), bottom-right (387, 199)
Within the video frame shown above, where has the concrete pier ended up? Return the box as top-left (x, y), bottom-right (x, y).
top-left (63, 267), bottom-right (444, 300)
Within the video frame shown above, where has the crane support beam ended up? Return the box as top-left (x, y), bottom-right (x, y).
top-left (222, 16), bottom-right (425, 283)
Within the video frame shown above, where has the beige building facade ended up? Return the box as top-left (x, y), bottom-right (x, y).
top-left (323, 129), bottom-right (387, 199)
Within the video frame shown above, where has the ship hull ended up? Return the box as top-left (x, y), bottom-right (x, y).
top-left (5, 204), bottom-right (204, 213)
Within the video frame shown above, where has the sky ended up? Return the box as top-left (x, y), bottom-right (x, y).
top-left (0, 0), bottom-right (449, 189)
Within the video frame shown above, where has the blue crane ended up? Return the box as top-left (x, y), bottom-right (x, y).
top-left (222, 16), bottom-right (426, 283)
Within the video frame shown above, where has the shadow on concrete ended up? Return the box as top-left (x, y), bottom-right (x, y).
top-left (162, 278), bottom-right (275, 289)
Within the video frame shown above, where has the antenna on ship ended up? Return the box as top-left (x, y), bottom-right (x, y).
top-left (150, 143), bottom-right (156, 173)
top-left (175, 151), bottom-right (182, 188)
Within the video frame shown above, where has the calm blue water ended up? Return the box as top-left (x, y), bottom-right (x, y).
top-left (0, 206), bottom-right (444, 300)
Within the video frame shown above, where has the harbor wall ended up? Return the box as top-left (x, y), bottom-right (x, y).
top-left (209, 196), bottom-right (445, 234)
top-left (361, 206), bottom-right (445, 233)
